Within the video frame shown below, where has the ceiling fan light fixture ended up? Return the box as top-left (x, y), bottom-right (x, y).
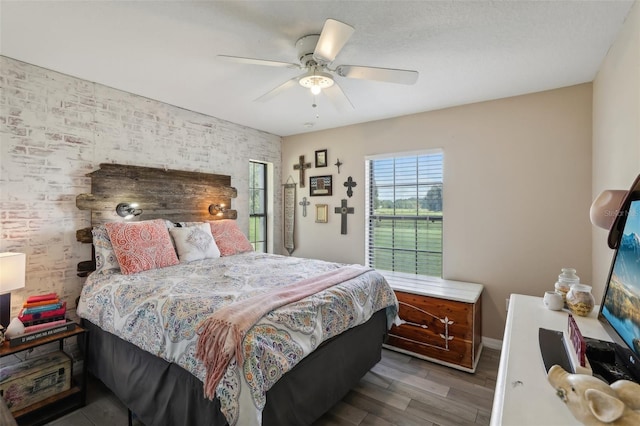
top-left (231, 18), bottom-right (416, 109)
top-left (299, 69), bottom-right (334, 95)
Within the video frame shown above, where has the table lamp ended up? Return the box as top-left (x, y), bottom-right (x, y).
top-left (0, 252), bottom-right (26, 328)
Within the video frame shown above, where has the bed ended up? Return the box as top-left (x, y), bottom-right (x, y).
top-left (74, 164), bottom-right (398, 426)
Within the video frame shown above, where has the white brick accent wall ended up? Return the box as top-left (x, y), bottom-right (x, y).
top-left (0, 56), bottom-right (282, 319)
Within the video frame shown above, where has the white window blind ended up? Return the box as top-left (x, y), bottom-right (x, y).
top-left (365, 150), bottom-right (443, 277)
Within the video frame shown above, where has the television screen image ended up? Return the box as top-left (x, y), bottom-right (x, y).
top-left (601, 199), bottom-right (640, 357)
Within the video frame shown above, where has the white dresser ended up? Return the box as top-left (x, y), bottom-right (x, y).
top-left (490, 294), bottom-right (612, 425)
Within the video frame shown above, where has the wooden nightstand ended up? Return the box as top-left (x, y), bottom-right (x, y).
top-left (0, 326), bottom-right (88, 426)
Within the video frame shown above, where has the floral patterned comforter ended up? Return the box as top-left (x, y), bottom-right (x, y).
top-left (77, 252), bottom-right (398, 426)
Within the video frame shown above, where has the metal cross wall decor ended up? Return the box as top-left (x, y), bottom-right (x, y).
top-left (299, 197), bottom-right (310, 217)
top-left (334, 158), bottom-right (343, 174)
top-left (344, 176), bottom-right (357, 198)
top-left (334, 199), bottom-right (354, 235)
top-left (293, 155), bottom-right (312, 188)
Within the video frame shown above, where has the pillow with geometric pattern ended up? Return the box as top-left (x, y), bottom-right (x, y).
top-left (92, 225), bottom-right (121, 275)
top-left (169, 223), bottom-right (220, 263)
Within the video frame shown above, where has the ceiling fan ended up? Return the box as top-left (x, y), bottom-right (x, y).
top-left (218, 19), bottom-right (419, 109)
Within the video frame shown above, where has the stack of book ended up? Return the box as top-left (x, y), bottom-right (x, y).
top-left (9, 293), bottom-right (75, 347)
top-left (18, 292), bottom-right (67, 328)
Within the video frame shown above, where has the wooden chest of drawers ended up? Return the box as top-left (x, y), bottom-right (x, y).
top-left (382, 272), bottom-right (483, 372)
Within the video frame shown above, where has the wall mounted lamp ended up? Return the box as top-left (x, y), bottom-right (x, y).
top-left (116, 203), bottom-right (143, 219)
top-left (0, 252), bottom-right (26, 328)
top-left (208, 204), bottom-right (227, 216)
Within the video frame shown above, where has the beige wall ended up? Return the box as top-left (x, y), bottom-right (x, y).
top-left (592, 0), bottom-right (640, 301)
top-left (283, 84), bottom-right (593, 340)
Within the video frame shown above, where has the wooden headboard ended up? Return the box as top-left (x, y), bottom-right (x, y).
top-left (75, 163), bottom-right (238, 275)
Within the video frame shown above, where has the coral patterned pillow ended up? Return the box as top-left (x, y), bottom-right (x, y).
top-left (207, 220), bottom-right (254, 256)
top-left (105, 219), bottom-right (179, 275)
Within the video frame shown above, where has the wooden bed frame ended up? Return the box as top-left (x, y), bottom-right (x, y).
top-left (74, 163), bottom-right (390, 425)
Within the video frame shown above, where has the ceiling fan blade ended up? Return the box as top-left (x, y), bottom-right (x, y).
top-left (254, 76), bottom-right (300, 102)
top-left (335, 65), bottom-right (419, 85)
top-left (313, 19), bottom-right (355, 64)
top-left (323, 81), bottom-right (354, 111)
top-left (218, 55), bottom-right (300, 69)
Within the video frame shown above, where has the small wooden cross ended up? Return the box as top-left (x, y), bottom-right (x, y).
top-left (299, 197), bottom-right (310, 217)
top-left (334, 199), bottom-right (354, 235)
top-left (344, 176), bottom-right (357, 198)
top-left (293, 155), bottom-right (312, 188)
top-left (334, 158), bottom-right (343, 174)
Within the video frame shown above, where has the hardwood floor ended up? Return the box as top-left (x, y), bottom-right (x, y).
top-left (46, 347), bottom-right (499, 426)
top-left (313, 347), bottom-right (499, 426)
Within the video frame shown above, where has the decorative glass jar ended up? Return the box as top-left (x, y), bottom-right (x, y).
top-left (566, 284), bottom-right (595, 317)
top-left (558, 268), bottom-right (580, 283)
top-left (555, 268), bottom-right (580, 305)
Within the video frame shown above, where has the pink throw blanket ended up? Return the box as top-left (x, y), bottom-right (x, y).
top-left (196, 265), bottom-right (372, 398)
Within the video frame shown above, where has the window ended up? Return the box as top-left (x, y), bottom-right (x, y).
top-left (366, 150), bottom-right (443, 277)
top-left (249, 161), bottom-right (267, 252)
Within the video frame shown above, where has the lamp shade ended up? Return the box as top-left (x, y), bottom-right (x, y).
top-left (0, 252), bottom-right (26, 294)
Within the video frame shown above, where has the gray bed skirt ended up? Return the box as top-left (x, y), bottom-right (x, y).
top-left (81, 309), bottom-right (388, 425)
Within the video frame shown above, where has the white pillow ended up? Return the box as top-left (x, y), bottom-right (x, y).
top-left (169, 223), bottom-right (220, 263)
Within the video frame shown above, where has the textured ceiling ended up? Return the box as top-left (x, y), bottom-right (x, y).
top-left (0, 1), bottom-right (634, 136)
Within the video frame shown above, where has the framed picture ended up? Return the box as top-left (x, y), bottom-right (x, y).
top-left (309, 175), bottom-right (332, 196)
top-left (315, 204), bottom-right (328, 223)
top-left (315, 149), bottom-right (328, 168)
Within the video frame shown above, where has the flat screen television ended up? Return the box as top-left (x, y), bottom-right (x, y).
top-left (597, 195), bottom-right (640, 383)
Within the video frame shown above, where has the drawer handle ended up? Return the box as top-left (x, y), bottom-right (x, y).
top-left (396, 310), bottom-right (456, 350)
top-left (399, 319), bottom-right (428, 329)
top-left (440, 316), bottom-right (454, 325)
